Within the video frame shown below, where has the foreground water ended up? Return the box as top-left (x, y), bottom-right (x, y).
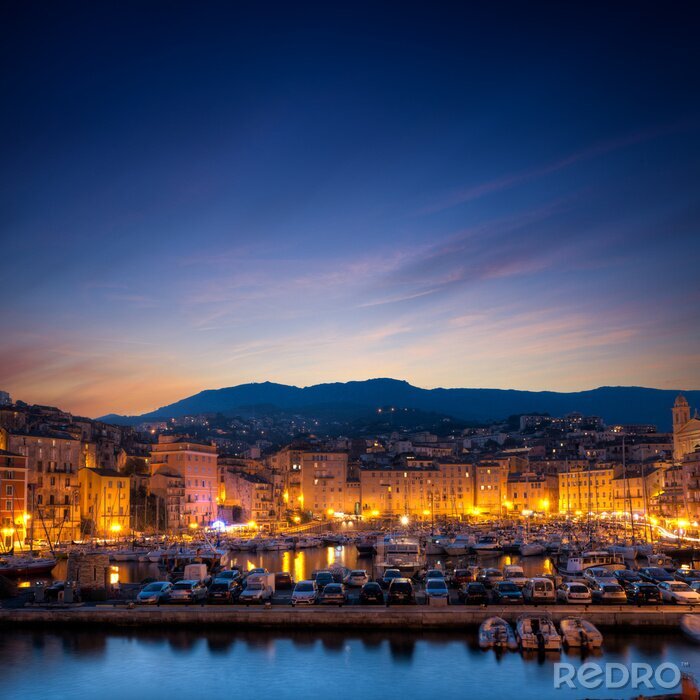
top-left (3, 628), bottom-right (699, 700)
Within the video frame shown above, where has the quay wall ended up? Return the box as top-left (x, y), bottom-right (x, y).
top-left (0, 605), bottom-right (694, 631)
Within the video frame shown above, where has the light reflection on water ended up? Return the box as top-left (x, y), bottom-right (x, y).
top-left (46, 547), bottom-right (554, 585)
top-left (2, 628), bottom-right (699, 700)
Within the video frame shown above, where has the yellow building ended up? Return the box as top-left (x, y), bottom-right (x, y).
top-left (506, 473), bottom-right (558, 514)
top-left (558, 465), bottom-right (615, 514)
top-left (611, 465), bottom-right (666, 516)
top-left (673, 395), bottom-right (700, 462)
top-left (300, 451), bottom-right (350, 517)
top-left (79, 467), bottom-right (130, 537)
top-left (359, 460), bottom-right (475, 519)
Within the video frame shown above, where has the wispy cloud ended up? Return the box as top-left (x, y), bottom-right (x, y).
top-left (418, 122), bottom-right (693, 215)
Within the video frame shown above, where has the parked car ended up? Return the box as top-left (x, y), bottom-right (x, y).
top-left (450, 568), bottom-right (472, 587)
top-left (589, 581), bottom-right (627, 604)
top-left (424, 568), bottom-right (445, 581)
top-left (359, 581), bottom-right (384, 605)
top-left (319, 583), bottom-right (347, 606)
top-left (136, 581), bottom-right (173, 605)
top-left (658, 581), bottom-right (700, 606)
top-left (502, 564), bottom-right (528, 588)
top-left (291, 580), bottom-right (318, 606)
top-left (614, 570), bottom-right (641, 591)
top-left (556, 582), bottom-right (592, 604)
top-left (584, 567), bottom-right (618, 586)
top-left (675, 568), bottom-right (700, 585)
top-left (274, 572), bottom-right (295, 590)
top-left (477, 568), bottom-right (504, 588)
top-left (626, 582), bottom-right (662, 605)
top-left (522, 577), bottom-right (556, 604)
top-left (387, 578), bottom-right (416, 605)
top-left (425, 578), bottom-right (450, 602)
top-left (213, 569), bottom-right (241, 583)
top-left (344, 570), bottom-right (369, 587)
top-left (379, 568), bottom-right (403, 589)
top-left (169, 580), bottom-right (207, 604)
top-left (490, 581), bottom-right (523, 604)
top-left (207, 579), bottom-right (239, 604)
top-left (458, 582), bottom-right (488, 605)
top-left (638, 567), bottom-right (675, 584)
top-left (239, 576), bottom-right (274, 605)
top-left (314, 570), bottom-right (335, 589)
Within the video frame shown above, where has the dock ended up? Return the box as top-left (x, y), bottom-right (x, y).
top-left (0, 604), bottom-right (695, 630)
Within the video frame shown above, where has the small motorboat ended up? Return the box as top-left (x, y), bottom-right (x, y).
top-left (0, 555), bottom-right (58, 578)
top-left (681, 614), bottom-right (700, 644)
top-left (559, 617), bottom-right (603, 648)
top-left (520, 542), bottom-right (546, 557)
top-left (473, 535), bottom-right (502, 555)
top-left (479, 616), bottom-right (518, 651)
top-left (355, 537), bottom-right (377, 556)
top-left (516, 614), bottom-right (562, 651)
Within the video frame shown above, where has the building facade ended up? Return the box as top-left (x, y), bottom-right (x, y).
top-left (78, 467), bottom-right (131, 536)
top-left (150, 436), bottom-right (218, 526)
top-left (0, 450), bottom-right (28, 551)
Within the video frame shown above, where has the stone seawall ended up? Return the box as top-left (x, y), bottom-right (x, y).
top-left (0, 605), bottom-right (693, 631)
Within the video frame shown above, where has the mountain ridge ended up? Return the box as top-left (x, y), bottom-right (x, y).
top-left (98, 378), bottom-right (700, 430)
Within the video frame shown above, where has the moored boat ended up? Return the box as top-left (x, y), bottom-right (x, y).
top-left (516, 614), bottom-right (562, 651)
top-left (559, 617), bottom-right (603, 648)
top-left (681, 614), bottom-right (700, 644)
top-left (520, 542), bottom-right (546, 557)
top-left (478, 616), bottom-right (518, 651)
top-left (0, 555), bottom-right (57, 578)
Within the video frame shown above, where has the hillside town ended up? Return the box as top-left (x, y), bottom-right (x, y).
top-left (1, 389), bottom-right (699, 549)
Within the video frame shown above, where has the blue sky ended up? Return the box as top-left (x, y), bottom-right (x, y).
top-left (1, 2), bottom-right (699, 416)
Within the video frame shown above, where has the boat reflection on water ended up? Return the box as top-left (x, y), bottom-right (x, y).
top-left (40, 547), bottom-right (557, 589)
top-left (1, 628), bottom-right (698, 699)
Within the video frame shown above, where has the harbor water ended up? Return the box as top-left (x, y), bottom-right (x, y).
top-left (3, 627), bottom-right (699, 700)
top-left (40, 545), bottom-right (556, 586)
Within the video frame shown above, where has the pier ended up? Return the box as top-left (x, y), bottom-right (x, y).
top-left (0, 604), bottom-right (695, 631)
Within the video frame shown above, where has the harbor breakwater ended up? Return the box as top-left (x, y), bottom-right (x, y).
top-left (0, 605), bottom-right (695, 631)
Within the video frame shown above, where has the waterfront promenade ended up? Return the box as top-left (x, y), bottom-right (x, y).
top-left (0, 604), bottom-right (695, 630)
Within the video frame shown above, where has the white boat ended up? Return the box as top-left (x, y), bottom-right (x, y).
top-left (609, 543), bottom-right (637, 560)
top-left (473, 535), bottom-right (501, 555)
top-left (479, 617), bottom-right (518, 650)
top-left (681, 614), bottom-right (700, 644)
top-left (374, 535), bottom-right (424, 576)
top-left (443, 534), bottom-right (472, 557)
top-left (424, 536), bottom-right (448, 556)
top-left (520, 542), bottom-right (546, 557)
top-left (559, 617), bottom-right (603, 648)
top-left (516, 614), bottom-right (562, 651)
top-left (555, 550), bottom-right (626, 577)
top-left (0, 556), bottom-right (57, 578)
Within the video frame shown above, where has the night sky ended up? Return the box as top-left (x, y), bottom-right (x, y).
top-left (2, 2), bottom-right (699, 417)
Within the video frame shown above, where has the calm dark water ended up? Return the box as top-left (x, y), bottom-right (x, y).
top-left (2, 628), bottom-right (699, 700)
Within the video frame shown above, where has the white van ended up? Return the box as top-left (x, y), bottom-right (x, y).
top-left (523, 577), bottom-right (556, 604)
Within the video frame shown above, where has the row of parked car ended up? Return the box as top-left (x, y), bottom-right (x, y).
top-left (135, 562), bottom-right (700, 607)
